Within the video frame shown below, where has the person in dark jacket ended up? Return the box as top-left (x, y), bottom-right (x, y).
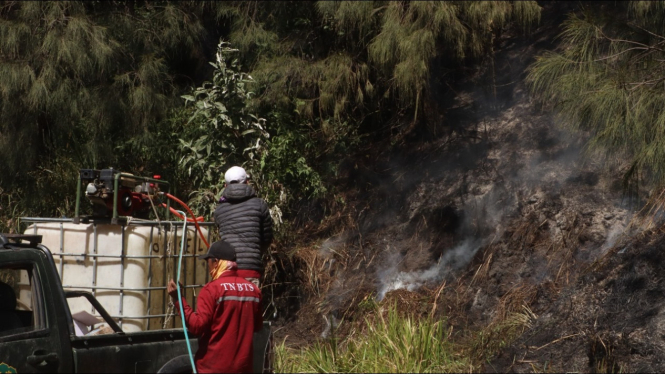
top-left (168, 240), bottom-right (262, 373)
top-left (213, 166), bottom-right (273, 287)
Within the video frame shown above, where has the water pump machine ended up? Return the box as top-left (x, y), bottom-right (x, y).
top-left (73, 168), bottom-right (170, 224)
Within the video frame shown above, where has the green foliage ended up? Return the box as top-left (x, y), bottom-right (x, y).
top-left (177, 41), bottom-right (331, 223)
top-left (239, 1), bottom-right (540, 121)
top-left (0, 1), bottom-right (227, 220)
top-left (527, 1), bottom-right (665, 187)
top-left (178, 41), bottom-right (270, 217)
top-left (0, 0), bottom-right (542, 232)
top-left (256, 124), bottom-right (326, 208)
top-left (116, 107), bottom-right (193, 194)
top-left (274, 302), bottom-right (536, 373)
top-left (275, 304), bottom-right (472, 373)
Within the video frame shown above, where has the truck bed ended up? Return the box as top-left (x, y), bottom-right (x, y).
top-left (70, 323), bottom-right (271, 373)
top-left (70, 329), bottom-right (198, 373)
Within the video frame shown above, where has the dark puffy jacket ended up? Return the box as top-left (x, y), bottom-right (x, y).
top-left (213, 183), bottom-right (273, 273)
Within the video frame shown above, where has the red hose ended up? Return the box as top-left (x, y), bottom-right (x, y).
top-left (165, 193), bottom-right (210, 249)
top-left (161, 204), bottom-right (204, 222)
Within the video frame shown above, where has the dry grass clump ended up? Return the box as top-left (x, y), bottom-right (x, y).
top-left (458, 279), bottom-right (540, 362)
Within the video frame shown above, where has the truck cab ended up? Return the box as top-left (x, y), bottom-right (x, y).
top-left (0, 234), bottom-right (74, 372)
top-left (0, 234), bottom-right (272, 373)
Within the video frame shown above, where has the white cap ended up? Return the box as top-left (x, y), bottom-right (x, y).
top-left (224, 166), bottom-right (248, 184)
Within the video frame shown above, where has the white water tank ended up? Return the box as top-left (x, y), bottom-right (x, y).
top-left (24, 221), bottom-right (211, 332)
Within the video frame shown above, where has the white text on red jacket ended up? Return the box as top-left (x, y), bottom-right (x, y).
top-left (219, 283), bottom-right (256, 292)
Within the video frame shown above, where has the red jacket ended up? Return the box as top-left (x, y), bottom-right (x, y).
top-left (176, 270), bottom-right (262, 373)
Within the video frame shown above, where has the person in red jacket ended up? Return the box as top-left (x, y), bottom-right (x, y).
top-left (168, 240), bottom-right (262, 373)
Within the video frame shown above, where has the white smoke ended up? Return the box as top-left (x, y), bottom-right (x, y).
top-left (376, 238), bottom-right (484, 301)
top-left (600, 215), bottom-right (631, 254)
top-left (370, 97), bottom-right (592, 302)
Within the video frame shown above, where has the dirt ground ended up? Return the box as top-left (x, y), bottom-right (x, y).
top-left (270, 3), bottom-right (665, 371)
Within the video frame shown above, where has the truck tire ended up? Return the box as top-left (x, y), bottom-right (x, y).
top-left (157, 355), bottom-right (194, 373)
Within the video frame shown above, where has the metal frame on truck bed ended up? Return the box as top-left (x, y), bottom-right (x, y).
top-left (21, 217), bottom-right (215, 330)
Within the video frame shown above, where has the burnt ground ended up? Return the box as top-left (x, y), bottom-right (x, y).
top-left (488, 228), bottom-right (665, 373)
top-left (268, 2), bottom-right (665, 372)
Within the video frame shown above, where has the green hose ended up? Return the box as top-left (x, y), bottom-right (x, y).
top-left (175, 210), bottom-right (197, 373)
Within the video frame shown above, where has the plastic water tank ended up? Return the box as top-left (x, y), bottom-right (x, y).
top-left (25, 221), bottom-right (209, 332)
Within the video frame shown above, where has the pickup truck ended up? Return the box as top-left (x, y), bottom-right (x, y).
top-left (0, 234), bottom-right (272, 373)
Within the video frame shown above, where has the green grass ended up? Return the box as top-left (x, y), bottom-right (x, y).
top-left (275, 301), bottom-right (539, 373)
top-left (275, 305), bottom-right (473, 373)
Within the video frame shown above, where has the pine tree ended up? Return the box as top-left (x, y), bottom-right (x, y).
top-left (219, 1), bottom-right (539, 135)
top-left (528, 1), bottom-right (665, 189)
top-left (0, 1), bottom-right (223, 220)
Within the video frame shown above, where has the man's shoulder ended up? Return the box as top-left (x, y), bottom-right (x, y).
top-left (215, 195), bottom-right (264, 207)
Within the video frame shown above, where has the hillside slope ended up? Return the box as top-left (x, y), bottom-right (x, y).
top-left (274, 3), bottom-right (660, 371)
